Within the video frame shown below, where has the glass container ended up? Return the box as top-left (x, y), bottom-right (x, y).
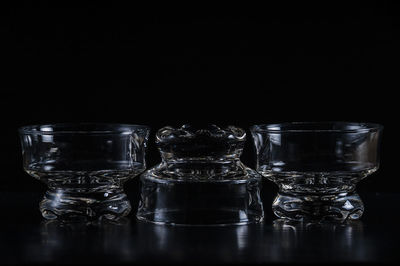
top-left (251, 122), bottom-right (383, 221)
top-left (19, 123), bottom-right (150, 221)
top-left (137, 124), bottom-right (264, 225)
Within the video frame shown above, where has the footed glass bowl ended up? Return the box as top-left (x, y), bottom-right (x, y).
top-left (251, 122), bottom-right (383, 222)
top-left (19, 123), bottom-right (150, 221)
top-left (137, 124), bottom-right (264, 225)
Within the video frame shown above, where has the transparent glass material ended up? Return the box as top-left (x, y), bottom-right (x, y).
top-left (251, 122), bottom-right (383, 222)
top-left (137, 125), bottom-right (264, 225)
top-left (19, 123), bottom-right (150, 221)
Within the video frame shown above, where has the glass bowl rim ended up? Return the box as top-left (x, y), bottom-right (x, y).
top-left (18, 123), bottom-right (150, 135)
top-left (250, 122), bottom-right (383, 133)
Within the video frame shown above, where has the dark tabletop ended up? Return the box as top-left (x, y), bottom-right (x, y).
top-left (1, 186), bottom-right (399, 264)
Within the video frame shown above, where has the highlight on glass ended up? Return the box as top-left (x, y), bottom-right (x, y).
top-left (251, 122), bottom-right (383, 222)
top-left (19, 123), bottom-right (150, 221)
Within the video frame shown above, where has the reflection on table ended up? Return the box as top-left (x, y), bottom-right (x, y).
top-left (23, 218), bottom-right (376, 263)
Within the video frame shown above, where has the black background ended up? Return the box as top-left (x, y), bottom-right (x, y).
top-left (0, 2), bottom-right (397, 193)
top-left (1, 2), bottom-right (399, 264)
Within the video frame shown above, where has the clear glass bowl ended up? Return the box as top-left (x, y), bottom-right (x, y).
top-left (19, 123), bottom-right (150, 221)
top-left (136, 124), bottom-right (264, 225)
top-left (250, 122), bottom-right (383, 221)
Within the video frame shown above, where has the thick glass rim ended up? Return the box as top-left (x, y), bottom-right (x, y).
top-left (250, 122), bottom-right (383, 133)
top-left (18, 123), bottom-right (150, 135)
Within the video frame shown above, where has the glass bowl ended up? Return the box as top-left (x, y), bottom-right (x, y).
top-left (250, 122), bottom-right (383, 221)
top-left (137, 124), bottom-right (264, 225)
top-left (19, 123), bottom-right (150, 221)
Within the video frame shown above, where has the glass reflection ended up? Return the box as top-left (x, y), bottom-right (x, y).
top-left (36, 220), bottom-right (267, 263)
top-left (270, 219), bottom-right (367, 262)
top-left (135, 221), bottom-right (263, 263)
top-left (37, 218), bottom-right (136, 262)
top-left (25, 218), bottom-right (373, 263)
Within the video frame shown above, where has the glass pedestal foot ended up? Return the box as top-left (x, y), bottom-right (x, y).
top-left (272, 191), bottom-right (364, 222)
top-left (40, 189), bottom-right (131, 221)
